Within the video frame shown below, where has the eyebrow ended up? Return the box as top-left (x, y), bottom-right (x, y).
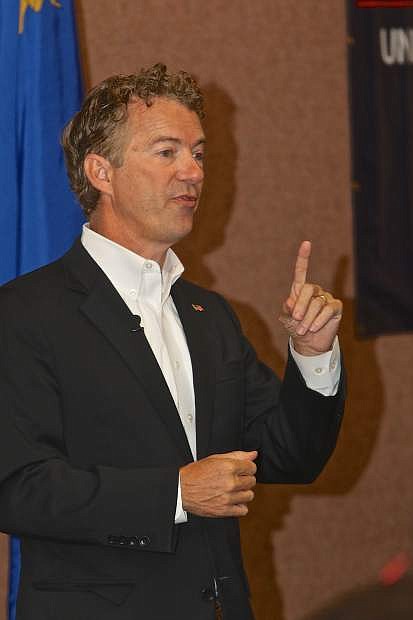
top-left (149, 136), bottom-right (206, 148)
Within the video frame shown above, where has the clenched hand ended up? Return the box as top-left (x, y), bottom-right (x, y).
top-left (180, 451), bottom-right (257, 517)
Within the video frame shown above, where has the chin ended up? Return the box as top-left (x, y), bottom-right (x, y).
top-left (171, 228), bottom-right (193, 246)
top-left (173, 217), bottom-right (195, 241)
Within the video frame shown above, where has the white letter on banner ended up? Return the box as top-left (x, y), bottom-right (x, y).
top-left (396, 29), bottom-right (410, 64)
top-left (380, 28), bottom-right (395, 65)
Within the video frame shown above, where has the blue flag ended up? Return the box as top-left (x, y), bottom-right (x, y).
top-left (0, 0), bottom-right (83, 284)
top-left (0, 1), bottom-right (83, 617)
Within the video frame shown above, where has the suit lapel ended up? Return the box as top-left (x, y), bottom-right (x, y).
top-left (63, 241), bottom-right (193, 463)
top-left (172, 281), bottom-right (216, 459)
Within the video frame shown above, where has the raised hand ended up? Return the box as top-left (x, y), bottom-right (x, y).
top-left (180, 451), bottom-right (257, 517)
top-left (279, 241), bottom-right (342, 356)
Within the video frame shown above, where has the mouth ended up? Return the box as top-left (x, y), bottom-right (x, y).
top-left (171, 194), bottom-right (198, 207)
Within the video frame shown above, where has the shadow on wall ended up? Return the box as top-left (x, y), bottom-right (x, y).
top-left (179, 85), bottom-right (385, 620)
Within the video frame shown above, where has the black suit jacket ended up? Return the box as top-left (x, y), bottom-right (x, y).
top-left (0, 240), bottom-right (345, 620)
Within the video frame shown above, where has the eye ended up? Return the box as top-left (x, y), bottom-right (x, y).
top-left (193, 150), bottom-right (205, 163)
top-left (158, 148), bottom-right (175, 158)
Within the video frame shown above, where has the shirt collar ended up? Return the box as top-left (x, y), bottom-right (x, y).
top-left (81, 224), bottom-right (184, 304)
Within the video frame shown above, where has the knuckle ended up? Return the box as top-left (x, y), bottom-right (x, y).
top-left (231, 474), bottom-right (240, 489)
top-left (222, 492), bottom-right (231, 505)
top-left (222, 461), bottom-right (235, 475)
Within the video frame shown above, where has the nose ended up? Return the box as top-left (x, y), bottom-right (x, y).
top-left (176, 151), bottom-right (204, 185)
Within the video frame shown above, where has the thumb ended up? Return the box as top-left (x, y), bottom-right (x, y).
top-left (228, 450), bottom-right (258, 461)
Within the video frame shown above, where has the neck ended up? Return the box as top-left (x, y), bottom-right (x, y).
top-left (88, 213), bottom-right (168, 266)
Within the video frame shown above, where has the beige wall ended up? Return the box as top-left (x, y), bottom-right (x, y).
top-left (2, 1), bottom-right (413, 619)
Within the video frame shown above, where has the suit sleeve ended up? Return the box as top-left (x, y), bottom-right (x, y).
top-left (0, 287), bottom-right (179, 552)
top-left (215, 293), bottom-right (345, 484)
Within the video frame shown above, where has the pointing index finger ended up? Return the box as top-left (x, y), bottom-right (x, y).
top-left (293, 240), bottom-right (312, 288)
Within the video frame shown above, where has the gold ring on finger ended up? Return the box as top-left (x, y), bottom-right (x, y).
top-left (316, 294), bottom-right (328, 305)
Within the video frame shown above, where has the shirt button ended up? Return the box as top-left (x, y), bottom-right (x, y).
top-left (144, 261), bottom-right (153, 270)
top-left (129, 289), bottom-right (137, 298)
top-left (175, 360), bottom-right (180, 370)
top-left (138, 536), bottom-right (150, 547)
top-left (187, 414), bottom-right (193, 424)
top-left (314, 367), bottom-right (325, 375)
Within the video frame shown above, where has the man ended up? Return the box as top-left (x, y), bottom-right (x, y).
top-left (0, 64), bottom-right (345, 619)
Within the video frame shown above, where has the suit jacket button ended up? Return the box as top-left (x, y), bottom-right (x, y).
top-left (138, 536), bottom-right (150, 547)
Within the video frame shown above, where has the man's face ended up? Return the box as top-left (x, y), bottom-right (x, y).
top-left (103, 97), bottom-right (205, 259)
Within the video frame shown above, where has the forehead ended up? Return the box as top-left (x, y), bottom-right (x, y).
top-left (125, 97), bottom-right (204, 145)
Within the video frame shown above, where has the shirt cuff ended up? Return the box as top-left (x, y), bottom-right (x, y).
top-left (174, 473), bottom-right (188, 524)
top-left (289, 336), bottom-right (341, 397)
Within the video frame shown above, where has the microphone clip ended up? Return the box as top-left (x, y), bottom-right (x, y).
top-left (131, 315), bottom-right (144, 332)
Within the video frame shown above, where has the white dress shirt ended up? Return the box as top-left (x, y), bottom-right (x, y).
top-left (81, 224), bottom-right (341, 523)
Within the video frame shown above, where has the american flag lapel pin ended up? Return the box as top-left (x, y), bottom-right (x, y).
top-left (192, 303), bottom-right (205, 312)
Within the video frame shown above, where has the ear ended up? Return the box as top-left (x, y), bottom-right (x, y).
top-left (84, 154), bottom-right (113, 196)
